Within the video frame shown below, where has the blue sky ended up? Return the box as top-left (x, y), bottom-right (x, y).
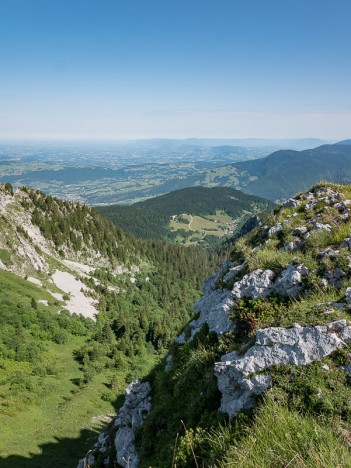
top-left (0, 0), bottom-right (350, 140)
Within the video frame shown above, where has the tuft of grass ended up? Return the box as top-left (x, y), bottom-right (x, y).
top-left (221, 392), bottom-right (351, 467)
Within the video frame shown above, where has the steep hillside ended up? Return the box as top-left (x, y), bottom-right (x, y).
top-left (82, 183), bottom-right (351, 467)
top-left (98, 186), bottom-right (274, 247)
top-left (0, 184), bottom-right (220, 467)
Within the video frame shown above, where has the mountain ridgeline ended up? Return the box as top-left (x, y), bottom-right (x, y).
top-left (98, 186), bottom-right (274, 246)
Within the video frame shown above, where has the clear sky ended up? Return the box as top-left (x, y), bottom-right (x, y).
top-left (0, 0), bottom-right (350, 140)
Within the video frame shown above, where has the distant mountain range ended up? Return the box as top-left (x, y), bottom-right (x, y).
top-left (0, 140), bottom-right (349, 205)
top-left (136, 142), bottom-right (351, 202)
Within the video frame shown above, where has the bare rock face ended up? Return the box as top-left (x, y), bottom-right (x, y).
top-left (335, 200), bottom-right (351, 212)
top-left (176, 288), bottom-right (235, 344)
top-left (114, 381), bottom-right (151, 468)
top-left (232, 269), bottom-right (275, 300)
top-left (232, 264), bottom-right (308, 301)
top-left (176, 261), bottom-right (246, 343)
top-left (268, 223), bottom-right (283, 237)
top-left (292, 226), bottom-right (308, 237)
top-left (345, 287), bottom-right (351, 309)
top-left (305, 201), bottom-right (317, 211)
top-left (271, 264), bottom-right (308, 297)
top-left (215, 320), bottom-right (351, 419)
top-left (282, 198), bottom-right (300, 209)
top-left (201, 261), bottom-right (234, 295)
top-left (341, 238), bottom-right (351, 250)
top-left (177, 262), bottom-right (309, 344)
top-left (310, 222), bottom-right (332, 233)
top-left (222, 262), bottom-right (246, 284)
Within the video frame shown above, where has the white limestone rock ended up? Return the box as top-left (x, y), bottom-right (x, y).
top-left (309, 222), bottom-right (332, 234)
top-left (319, 247), bottom-right (340, 259)
top-left (268, 223), bottom-right (283, 237)
top-left (176, 288), bottom-right (235, 343)
top-left (281, 240), bottom-right (304, 252)
top-left (282, 198), bottom-right (300, 209)
top-left (271, 264), bottom-right (308, 297)
top-left (341, 238), bottom-right (351, 250)
top-left (115, 427), bottom-right (138, 468)
top-left (324, 267), bottom-right (346, 287)
top-left (345, 287), bottom-right (351, 309)
top-left (231, 264), bottom-right (308, 301)
top-left (305, 201), bottom-right (317, 211)
top-left (215, 320), bottom-right (351, 419)
top-left (200, 261), bottom-right (234, 295)
top-left (232, 269), bottom-right (275, 300)
top-left (292, 226), bottom-right (308, 237)
top-left (222, 262), bottom-right (246, 284)
top-left (334, 200), bottom-right (351, 212)
top-left (316, 186), bottom-right (341, 196)
top-left (313, 186), bottom-right (343, 204)
top-left (299, 192), bottom-right (315, 201)
top-left (114, 381), bottom-right (151, 468)
top-left (177, 260), bottom-right (310, 345)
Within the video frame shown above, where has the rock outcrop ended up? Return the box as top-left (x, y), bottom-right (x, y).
top-left (232, 269), bottom-right (275, 300)
top-left (114, 381), bottom-right (151, 468)
top-left (215, 320), bottom-right (351, 419)
top-left (176, 262), bottom-right (239, 343)
top-left (177, 262), bottom-right (309, 344)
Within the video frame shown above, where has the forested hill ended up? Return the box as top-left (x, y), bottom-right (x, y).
top-left (98, 186), bottom-right (274, 244)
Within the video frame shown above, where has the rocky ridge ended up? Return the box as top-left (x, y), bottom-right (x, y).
top-left (79, 183), bottom-right (351, 467)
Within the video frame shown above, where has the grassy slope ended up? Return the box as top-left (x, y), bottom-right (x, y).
top-left (0, 268), bottom-right (157, 467)
top-left (0, 270), bottom-right (104, 464)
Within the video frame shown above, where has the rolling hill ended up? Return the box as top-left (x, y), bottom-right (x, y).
top-left (98, 186), bottom-right (275, 247)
